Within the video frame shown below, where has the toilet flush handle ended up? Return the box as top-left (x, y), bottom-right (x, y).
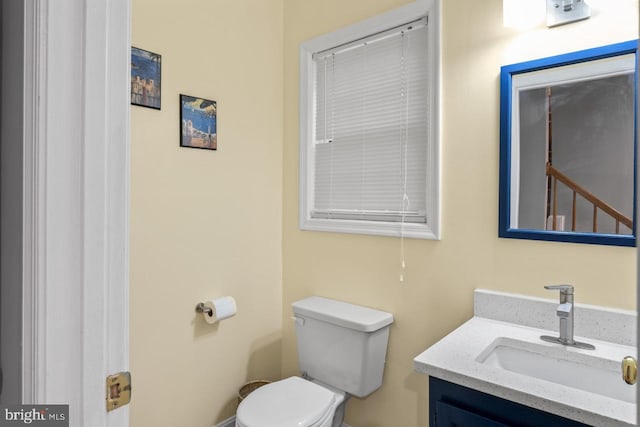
top-left (292, 316), bottom-right (305, 326)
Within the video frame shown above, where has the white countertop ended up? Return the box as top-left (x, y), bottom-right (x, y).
top-left (413, 289), bottom-right (637, 427)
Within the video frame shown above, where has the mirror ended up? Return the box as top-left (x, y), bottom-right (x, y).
top-left (499, 40), bottom-right (638, 246)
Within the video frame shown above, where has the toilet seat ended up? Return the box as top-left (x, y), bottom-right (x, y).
top-left (236, 376), bottom-right (338, 427)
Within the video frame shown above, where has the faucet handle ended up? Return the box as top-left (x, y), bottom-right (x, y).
top-left (544, 284), bottom-right (574, 295)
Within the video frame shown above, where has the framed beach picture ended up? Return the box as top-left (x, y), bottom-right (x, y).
top-left (131, 47), bottom-right (161, 109)
top-left (180, 94), bottom-right (217, 150)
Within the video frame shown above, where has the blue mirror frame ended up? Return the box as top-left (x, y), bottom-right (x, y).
top-left (499, 40), bottom-right (638, 247)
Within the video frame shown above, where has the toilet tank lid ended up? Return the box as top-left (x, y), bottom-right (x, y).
top-left (292, 297), bottom-right (393, 332)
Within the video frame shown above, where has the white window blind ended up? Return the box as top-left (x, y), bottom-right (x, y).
top-left (311, 19), bottom-right (429, 223)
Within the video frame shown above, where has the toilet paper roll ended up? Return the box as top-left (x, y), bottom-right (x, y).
top-left (202, 296), bottom-right (237, 324)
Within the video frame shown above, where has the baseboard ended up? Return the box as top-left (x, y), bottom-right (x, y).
top-left (215, 416), bottom-right (352, 427)
top-left (215, 416), bottom-right (236, 427)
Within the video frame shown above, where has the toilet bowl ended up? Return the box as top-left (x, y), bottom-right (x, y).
top-left (236, 376), bottom-right (346, 427)
top-left (235, 297), bottom-right (393, 427)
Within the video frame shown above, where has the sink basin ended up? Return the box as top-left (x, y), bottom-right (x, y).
top-left (476, 337), bottom-right (635, 403)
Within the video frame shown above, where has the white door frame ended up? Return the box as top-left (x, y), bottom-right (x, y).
top-left (22, 1), bottom-right (130, 426)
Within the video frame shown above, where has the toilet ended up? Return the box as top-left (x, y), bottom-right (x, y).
top-left (236, 296), bottom-right (394, 427)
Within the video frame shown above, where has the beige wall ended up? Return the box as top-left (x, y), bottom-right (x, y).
top-left (131, 0), bottom-right (283, 425)
top-left (282, 1), bottom-right (638, 426)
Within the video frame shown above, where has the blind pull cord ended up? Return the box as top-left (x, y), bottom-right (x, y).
top-left (399, 30), bottom-right (409, 284)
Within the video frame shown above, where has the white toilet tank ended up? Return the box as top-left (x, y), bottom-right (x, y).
top-left (292, 296), bottom-right (393, 398)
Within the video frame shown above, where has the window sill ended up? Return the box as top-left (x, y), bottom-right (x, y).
top-left (300, 217), bottom-right (440, 240)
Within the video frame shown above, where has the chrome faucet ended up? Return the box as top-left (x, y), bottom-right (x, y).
top-left (540, 285), bottom-right (595, 350)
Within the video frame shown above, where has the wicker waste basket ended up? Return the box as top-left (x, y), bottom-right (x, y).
top-left (237, 380), bottom-right (271, 409)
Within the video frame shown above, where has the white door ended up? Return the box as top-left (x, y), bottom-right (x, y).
top-left (1, 0), bottom-right (26, 405)
top-left (20, 1), bottom-right (131, 426)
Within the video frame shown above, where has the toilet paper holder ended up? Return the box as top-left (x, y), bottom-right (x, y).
top-left (195, 296), bottom-right (237, 324)
top-left (195, 302), bottom-right (213, 316)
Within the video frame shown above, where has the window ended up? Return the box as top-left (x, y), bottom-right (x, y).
top-left (299, 1), bottom-right (440, 239)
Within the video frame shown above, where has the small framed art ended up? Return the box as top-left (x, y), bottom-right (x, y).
top-left (131, 47), bottom-right (161, 109)
top-left (180, 94), bottom-right (217, 150)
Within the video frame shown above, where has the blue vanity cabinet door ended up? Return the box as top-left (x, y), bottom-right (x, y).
top-left (429, 377), bottom-right (589, 427)
top-left (436, 400), bottom-right (509, 427)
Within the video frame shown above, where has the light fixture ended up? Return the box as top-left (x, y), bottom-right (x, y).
top-left (503, 0), bottom-right (546, 29)
top-left (503, 0), bottom-right (591, 29)
top-left (546, 0), bottom-right (590, 27)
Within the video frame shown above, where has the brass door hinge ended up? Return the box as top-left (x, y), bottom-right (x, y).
top-left (106, 371), bottom-right (131, 411)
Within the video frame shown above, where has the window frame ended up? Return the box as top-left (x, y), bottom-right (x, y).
top-left (298, 0), bottom-right (441, 239)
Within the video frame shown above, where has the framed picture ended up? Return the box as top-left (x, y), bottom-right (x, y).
top-left (180, 94), bottom-right (217, 150)
top-left (131, 47), bottom-right (161, 109)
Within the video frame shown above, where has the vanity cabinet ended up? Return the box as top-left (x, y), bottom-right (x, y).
top-left (429, 377), bottom-right (589, 427)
